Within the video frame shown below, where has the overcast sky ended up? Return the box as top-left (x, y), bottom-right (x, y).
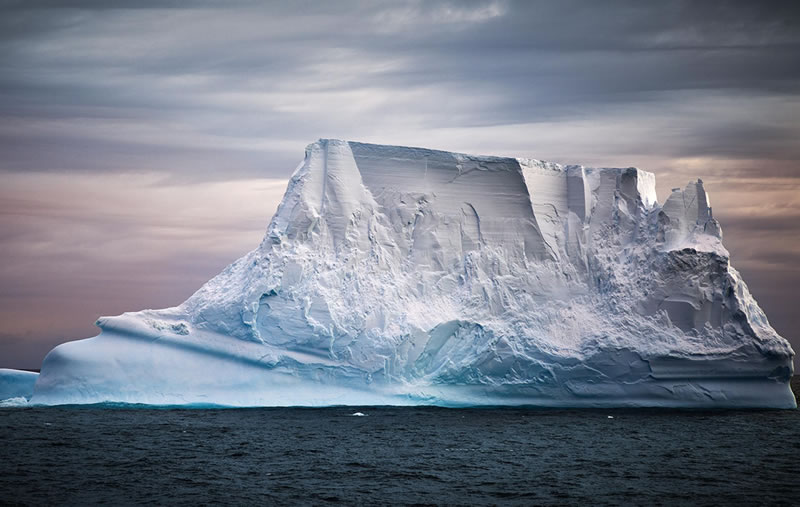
top-left (1, 0), bottom-right (799, 369)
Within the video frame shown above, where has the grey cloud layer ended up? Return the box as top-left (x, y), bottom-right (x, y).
top-left (2, 1), bottom-right (799, 174)
top-left (0, 0), bottom-right (799, 368)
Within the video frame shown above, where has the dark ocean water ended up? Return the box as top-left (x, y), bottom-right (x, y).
top-left (1, 381), bottom-right (799, 506)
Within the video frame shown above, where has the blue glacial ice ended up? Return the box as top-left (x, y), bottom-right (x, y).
top-left (27, 140), bottom-right (796, 408)
top-left (0, 369), bottom-right (38, 405)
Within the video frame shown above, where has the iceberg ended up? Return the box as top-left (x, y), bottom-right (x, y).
top-left (0, 368), bottom-right (38, 403)
top-left (29, 140), bottom-right (795, 408)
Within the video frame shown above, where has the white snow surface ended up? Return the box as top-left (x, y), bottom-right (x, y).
top-left (32, 140), bottom-right (795, 408)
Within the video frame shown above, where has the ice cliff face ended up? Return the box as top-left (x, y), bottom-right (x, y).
top-left (0, 369), bottom-right (38, 405)
top-left (29, 140), bottom-right (795, 407)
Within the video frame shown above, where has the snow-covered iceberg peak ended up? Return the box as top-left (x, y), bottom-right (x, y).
top-left (29, 140), bottom-right (795, 408)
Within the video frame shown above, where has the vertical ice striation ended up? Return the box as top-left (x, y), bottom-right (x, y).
top-left (24, 140), bottom-right (795, 408)
top-left (660, 179), bottom-right (721, 248)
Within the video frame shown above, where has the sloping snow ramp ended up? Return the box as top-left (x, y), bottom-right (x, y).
top-left (32, 140), bottom-right (795, 408)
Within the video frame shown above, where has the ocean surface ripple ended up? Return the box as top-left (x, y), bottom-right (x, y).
top-left (1, 379), bottom-right (799, 505)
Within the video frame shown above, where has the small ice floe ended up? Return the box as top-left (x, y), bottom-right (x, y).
top-left (351, 412), bottom-right (367, 417)
top-left (607, 415), bottom-right (614, 419)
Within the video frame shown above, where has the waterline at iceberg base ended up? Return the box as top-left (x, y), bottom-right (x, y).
top-left (27, 140), bottom-right (795, 408)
